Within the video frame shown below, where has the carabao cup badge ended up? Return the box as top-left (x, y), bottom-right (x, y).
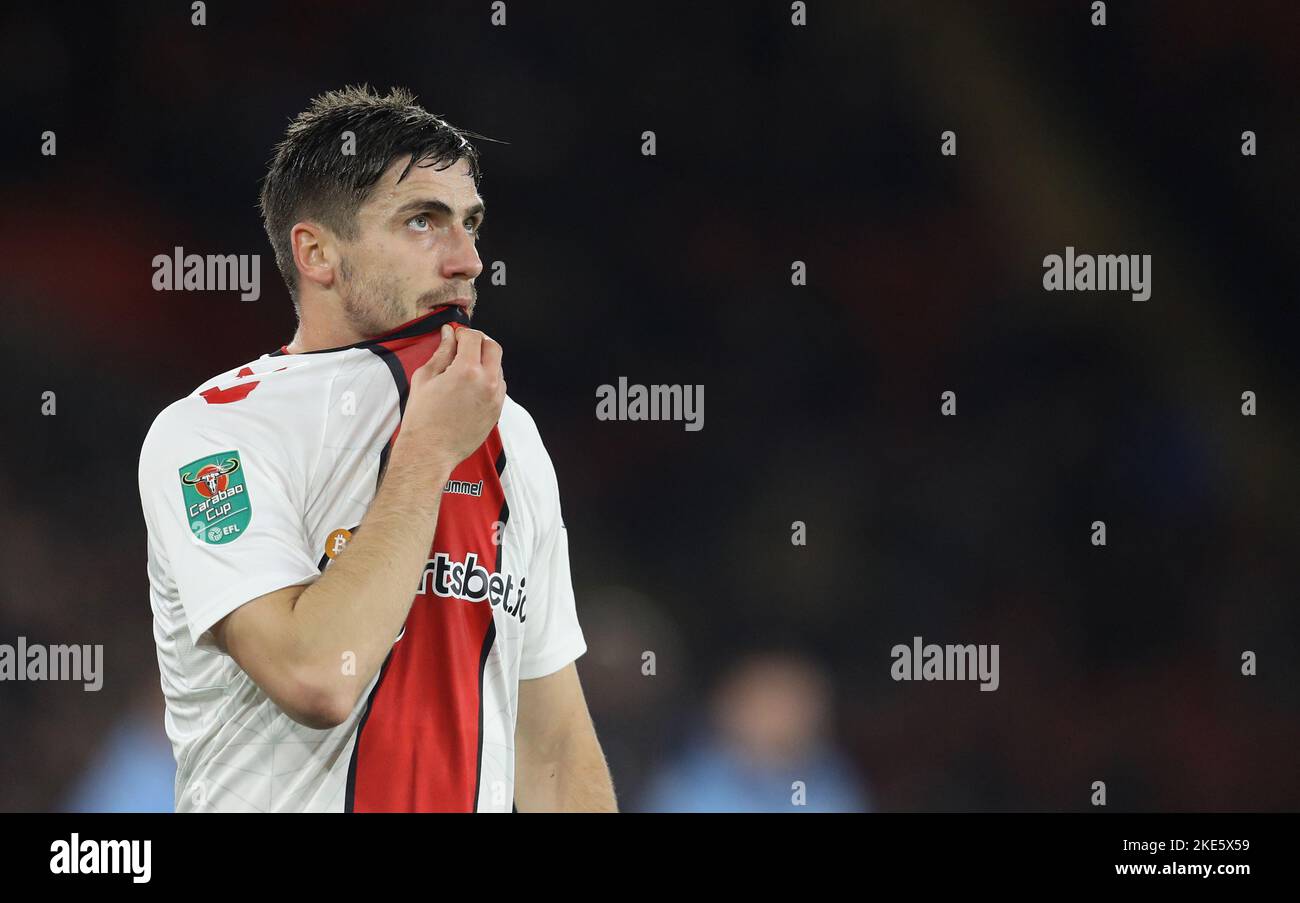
top-left (179, 450), bottom-right (251, 545)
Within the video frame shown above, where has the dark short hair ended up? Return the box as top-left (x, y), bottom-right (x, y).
top-left (259, 85), bottom-right (490, 304)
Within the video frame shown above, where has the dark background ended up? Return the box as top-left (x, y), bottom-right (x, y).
top-left (1, 0), bottom-right (1297, 811)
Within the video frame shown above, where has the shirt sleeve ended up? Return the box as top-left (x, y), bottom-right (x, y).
top-left (516, 430), bottom-right (588, 680)
top-left (138, 401), bottom-right (321, 649)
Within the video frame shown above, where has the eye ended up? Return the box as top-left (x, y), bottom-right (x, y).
top-left (408, 214), bottom-right (431, 232)
top-left (467, 219), bottom-right (484, 238)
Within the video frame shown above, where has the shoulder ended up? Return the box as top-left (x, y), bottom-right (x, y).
top-left (497, 394), bottom-right (563, 514)
top-left (498, 394), bottom-right (544, 453)
top-left (138, 353), bottom-right (346, 480)
top-left (498, 395), bottom-right (557, 476)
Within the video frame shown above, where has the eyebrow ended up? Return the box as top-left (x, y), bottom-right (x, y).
top-left (392, 197), bottom-right (486, 221)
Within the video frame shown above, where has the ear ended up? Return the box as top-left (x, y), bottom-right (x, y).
top-left (290, 221), bottom-right (338, 292)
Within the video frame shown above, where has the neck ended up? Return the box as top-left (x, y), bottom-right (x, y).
top-left (283, 298), bottom-right (370, 353)
top-left (283, 319), bottom-right (361, 355)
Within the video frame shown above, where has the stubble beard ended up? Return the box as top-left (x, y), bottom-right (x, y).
top-left (338, 256), bottom-right (411, 339)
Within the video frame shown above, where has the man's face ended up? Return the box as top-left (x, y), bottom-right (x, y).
top-left (334, 155), bottom-right (484, 337)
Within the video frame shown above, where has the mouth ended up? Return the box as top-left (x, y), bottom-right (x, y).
top-left (430, 298), bottom-right (471, 314)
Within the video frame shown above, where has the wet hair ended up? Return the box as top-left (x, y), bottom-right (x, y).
top-left (259, 84), bottom-right (492, 305)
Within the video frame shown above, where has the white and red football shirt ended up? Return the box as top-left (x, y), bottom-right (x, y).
top-left (137, 304), bottom-right (586, 811)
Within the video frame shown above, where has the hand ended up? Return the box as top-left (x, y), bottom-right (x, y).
top-left (398, 324), bottom-right (506, 472)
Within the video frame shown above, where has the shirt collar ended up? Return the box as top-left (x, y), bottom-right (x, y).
top-left (270, 304), bottom-right (472, 356)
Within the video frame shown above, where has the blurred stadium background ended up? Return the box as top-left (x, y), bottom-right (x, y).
top-left (1, 0), bottom-right (1297, 811)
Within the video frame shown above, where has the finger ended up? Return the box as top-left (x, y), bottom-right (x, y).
top-left (451, 328), bottom-right (483, 367)
top-left (480, 335), bottom-right (502, 372)
top-left (420, 324), bottom-right (457, 375)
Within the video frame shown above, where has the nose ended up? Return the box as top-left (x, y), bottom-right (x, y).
top-left (441, 223), bottom-right (483, 281)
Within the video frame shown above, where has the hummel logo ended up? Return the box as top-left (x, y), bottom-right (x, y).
top-left (443, 479), bottom-right (484, 497)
